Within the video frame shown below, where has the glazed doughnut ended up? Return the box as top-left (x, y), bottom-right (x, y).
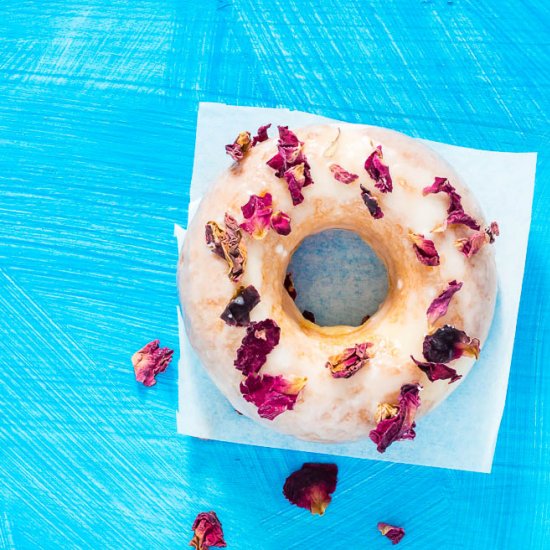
top-left (178, 123), bottom-right (498, 448)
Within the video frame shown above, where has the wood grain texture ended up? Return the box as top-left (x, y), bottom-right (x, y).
top-left (0, 0), bottom-right (548, 548)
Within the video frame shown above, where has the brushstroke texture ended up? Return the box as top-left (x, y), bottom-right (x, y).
top-left (0, 0), bottom-right (548, 548)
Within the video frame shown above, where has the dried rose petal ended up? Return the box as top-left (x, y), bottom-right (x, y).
top-left (252, 123), bottom-right (271, 146)
top-left (377, 522), bottom-right (405, 545)
top-left (423, 325), bottom-right (480, 363)
top-left (234, 319), bottom-right (281, 375)
top-left (225, 131), bottom-right (252, 162)
top-left (445, 209), bottom-right (481, 230)
top-left (456, 221), bottom-right (500, 257)
top-left (330, 163), bottom-right (359, 184)
top-left (423, 177), bottom-right (480, 231)
top-left (189, 511), bottom-right (226, 550)
top-left (326, 343), bottom-right (372, 379)
top-left (426, 280), bottom-right (463, 325)
top-left (411, 356), bottom-right (462, 384)
top-left (240, 193), bottom-right (273, 239)
top-left (302, 310), bottom-right (316, 323)
top-left (423, 177), bottom-right (461, 210)
top-left (365, 145), bottom-right (393, 193)
top-left (240, 373), bottom-right (306, 420)
top-left (267, 126), bottom-right (314, 205)
top-left (283, 463), bottom-right (338, 516)
top-left (271, 211), bottom-right (292, 235)
top-left (408, 232), bottom-right (440, 266)
top-left (369, 384), bottom-right (422, 453)
top-left (132, 340), bottom-right (174, 387)
top-left (205, 214), bottom-right (247, 282)
top-left (220, 285), bottom-right (261, 327)
top-left (284, 272), bottom-right (297, 301)
top-left (360, 184), bottom-right (384, 219)
top-left (283, 163), bottom-right (307, 206)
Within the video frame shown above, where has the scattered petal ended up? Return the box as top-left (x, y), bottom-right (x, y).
top-left (455, 221), bottom-right (500, 257)
top-left (365, 145), bottom-right (393, 193)
top-left (423, 177), bottom-right (480, 231)
top-left (189, 511), bottom-right (226, 550)
top-left (302, 310), bottom-right (316, 323)
top-left (377, 522), bottom-right (405, 545)
top-left (283, 463), bottom-right (338, 516)
top-left (330, 163), bottom-right (359, 184)
top-left (252, 123), bottom-right (271, 146)
top-left (408, 232), bottom-right (440, 266)
top-left (369, 384), bottom-right (422, 453)
top-left (132, 340), bottom-right (174, 387)
top-left (446, 209), bottom-right (481, 230)
top-left (271, 211), bottom-right (292, 235)
top-left (360, 184), bottom-right (384, 219)
top-left (220, 285), bottom-right (261, 327)
top-left (234, 319), bottom-right (281, 375)
top-left (423, 325), bottom-right (480, 363)
top-left (240, 193), bottom-right (273, 239)
top-left (426, 280), bottom-right (463, 325)
top-left (240, 373), bottom-right (307, 420)
top-left (283, 163), bottom-right (307, 206)
top-left (225, 131), bottom-right (252, 162)
top-left (411, 356), bottom-right (462, 383)
top-left (205, 214), bottom-right (247, 282)
top-left (267, 126), bottom-right (314, 205)
top-left (326, 343), bottom-right (372, 379)
top-left (284, 272), bottom-right (297, 301)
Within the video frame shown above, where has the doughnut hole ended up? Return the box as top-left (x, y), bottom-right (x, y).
top-left (285, 229), bottom-right (389, 328)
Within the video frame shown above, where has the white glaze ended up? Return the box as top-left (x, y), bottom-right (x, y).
top-left (178, 123), bottom-right (497, 443)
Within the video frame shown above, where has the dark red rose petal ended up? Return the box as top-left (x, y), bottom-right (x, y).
top-left (369, 384), bottom-right (422, 453)
top-left (225, 131), bottom-right (252, 162)
top-left (426, 280), bottom-right (463, 325)
top-left (284, 272), bottom-right (297, 301)
top-left (446, 209), bottom-right (481, 230)
top-left (240, 193), bottom-right (273, 239)
top-left (271, 211), bottom-right (292, 235)
top-left (190, 511), bottom-right (226, 550)
top-left (365, 145), bottom-right (393, 193)
top-left (360, 184), bottom-right (384, 219)
top-left (240, 373), bottom-right (306, 420)
top-left (326, 343), bottom-right (372, 379)
top-left (423, 325), bottom-right (480, 363)
top-left (411, 356), bottom-right (462, 384)
top-left (408, 232), bottom-right (440, 266)
top-left (283, 463), bottom-right (338, 516)
top-left (423, 177), bottom-right (480, 231)
top-left (252, 123), bottom-right (271, 146)
top-left (329, 163), bottom-right (359, 184)
top-left (283, 164), bottom-right (307, 205)
top-left (234, 319), bottom-right (281, 375)
top-left (302, 310), bottom-right (316, 323)
top-left (456, 221), bottom-right (500, 257)
top-left (267, 126), bottom-right (314, 204)
top-left (220, 285), bottom-right (261, 327)
top-left (132, 340), bottom-right (174, 387)
top-left (377, 522), bottom-right (405, 545)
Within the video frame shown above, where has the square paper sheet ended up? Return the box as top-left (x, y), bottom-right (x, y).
top-left (175, 102), bottom-right (537, 473)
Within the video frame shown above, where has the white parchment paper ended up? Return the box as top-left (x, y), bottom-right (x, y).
top-left (175, 102), bottom-right (537, 473)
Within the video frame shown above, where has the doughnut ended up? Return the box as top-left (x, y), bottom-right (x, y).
top-left (177, 122), bottom-right (498, 449)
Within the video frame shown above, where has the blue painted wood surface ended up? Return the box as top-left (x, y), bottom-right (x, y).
top-left (0, 1), bottom-right (548, 548)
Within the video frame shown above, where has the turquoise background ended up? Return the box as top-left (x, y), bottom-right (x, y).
top-left (0, 1), bottom-right (548, 548)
